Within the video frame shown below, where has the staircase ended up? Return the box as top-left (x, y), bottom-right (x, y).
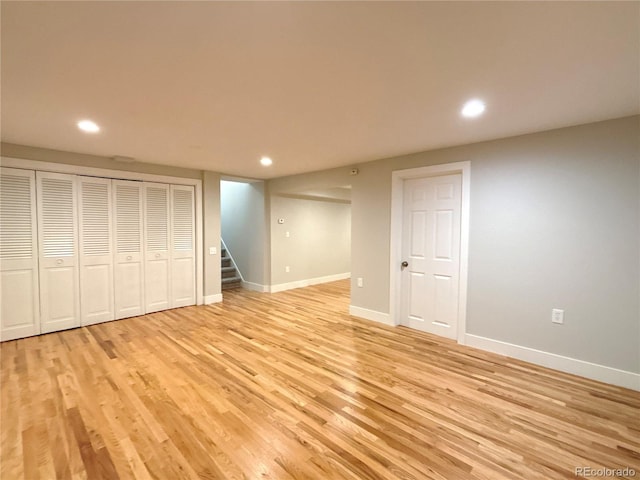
top-left (221, 247), bottom-right (242, 290)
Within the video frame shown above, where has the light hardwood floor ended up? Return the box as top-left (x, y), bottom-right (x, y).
top-left (1, 280), bottom-right (639, 479)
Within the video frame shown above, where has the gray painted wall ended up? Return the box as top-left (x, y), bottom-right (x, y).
top-left (348, 116), bottom-right (639, 373)
top-left (220, 180), bottom-right (266, 286)
top-left (270, 195), bottom-right (351, 286)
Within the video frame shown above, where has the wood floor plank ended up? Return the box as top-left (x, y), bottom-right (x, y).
top-left (1, 280), bottom-right (639, 479)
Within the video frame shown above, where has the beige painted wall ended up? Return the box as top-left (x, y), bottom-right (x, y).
top-left (270, 195), bottom-right (351, 286)
top-left (1, 143), bottom-right (202, 179)
top-left (203, 172), bottom-right (221, 298)
top-left (268, 165), bottom-right (354, 195)
top-left (267, 168), bottom-right (354, 287)
top-left (348, 116), bottom-right (639, 373)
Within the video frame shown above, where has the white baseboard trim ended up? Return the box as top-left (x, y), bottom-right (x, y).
top-left (349, 305), bottom-right (395, 327)
top-left (203, 293), bottom-right (223, 305)
top-left (241, 281), bottom-right (269, 293)
top-left (465, 333), bottom-right (640, 391)
top-left (270, 272), bottom-right (351, 293)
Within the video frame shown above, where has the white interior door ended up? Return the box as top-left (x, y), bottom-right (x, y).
top-left (37, 171), bottom-right (81, 333)
top-left (79, 176), bottom-right (114, 326)
top-left (400, 174), bottom-right (461, 339)
top-left (0, 168), bottom-right (40, 341)
top-left (113, 180), bottom-right (145, 319)
top-left (144, 183), bottom-right (171, 313)
top-left (171, 185), bottom-right (195, 308)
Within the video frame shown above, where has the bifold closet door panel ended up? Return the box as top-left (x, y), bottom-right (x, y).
top-left (79, 176), bottom-right (114, 326)
top-left (144, 183), bottom-right (171, 313)
top-left (171, 185), bottom-right (196, 307)
top-left (0, 168), bottom-right (40, 341)
top-left (37, 171), bottom-right (81, 333)
top-left (113, 180), bottom-right (145, 320)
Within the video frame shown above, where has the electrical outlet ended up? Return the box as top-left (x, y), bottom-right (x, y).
top-left (357, 277), bottom-right (363, 288)
top-left (285, 266), bottom-right (290, 273)
top-left (285, 231), bottom-right (290, 238)
top-left (209, 247), bottom-right (217, 255)
top-left (551, 309), bottom-right (564, 324)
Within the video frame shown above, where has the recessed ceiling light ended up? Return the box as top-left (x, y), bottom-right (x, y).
top-left (461, 99), bottom-right (486, 118)
top-left (77, 120), bottom-right (100, 133)
top-left (260, 156), bottom-right (273, 166)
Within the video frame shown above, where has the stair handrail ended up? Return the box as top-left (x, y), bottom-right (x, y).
top-left (220, 238), bottom-right (244, 283)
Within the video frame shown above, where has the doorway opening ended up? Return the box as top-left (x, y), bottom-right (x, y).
top-left (270, 185), bottom-right (352, 297)
top-left (220, 178), bottom-right (267, 292)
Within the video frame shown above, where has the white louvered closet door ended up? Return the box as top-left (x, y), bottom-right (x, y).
top-left (0, 168), bottom-right (40, 341)
top-left (37, 171), bottom-right (81, 333)
top-left (144, 183), bottom-right (171, 313)
top-left (79, 176), bottom-right (114, 326)
top-left (113, 180), bottom-right (145, 320)
top-left (171, 185), bottom-right (196, 308)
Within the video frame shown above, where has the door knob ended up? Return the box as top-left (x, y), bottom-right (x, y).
top-left (401, 261), bottom-right (409, 270)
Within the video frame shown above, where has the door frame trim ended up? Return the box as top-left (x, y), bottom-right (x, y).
top-left (389, 161), bottom-right (470, 344)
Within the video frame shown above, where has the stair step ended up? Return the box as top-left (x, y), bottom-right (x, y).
top-left (221, 276), bottom-right (241, 290)
top-left (220, 244), bottom-right (239, 289)
top-left (222, 276), bottom-right (241, 284)
top-left (222, 269), bottom-right (237, 279)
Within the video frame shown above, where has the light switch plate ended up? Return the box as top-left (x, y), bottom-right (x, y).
top-left (552, 309), bottom-right (564, 324)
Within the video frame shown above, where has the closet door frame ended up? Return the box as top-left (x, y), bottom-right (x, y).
top-left (113, 180), bottom-right (145, 320)
top-left (0, 167), bottom-right (40, 341)
top-left (78, 176), bottom-right (115, 326)
top-left (171, 184), bottom-right (196, 308)
top-left (1, 157), bottom-right (204, 308)
top-left (36, 170), bottom-right (81, 333)
top-left (143, 182), bottom-right (172, 313)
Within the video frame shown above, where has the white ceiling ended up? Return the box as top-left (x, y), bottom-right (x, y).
top-left (2, 2), bottom-right (638, 179)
